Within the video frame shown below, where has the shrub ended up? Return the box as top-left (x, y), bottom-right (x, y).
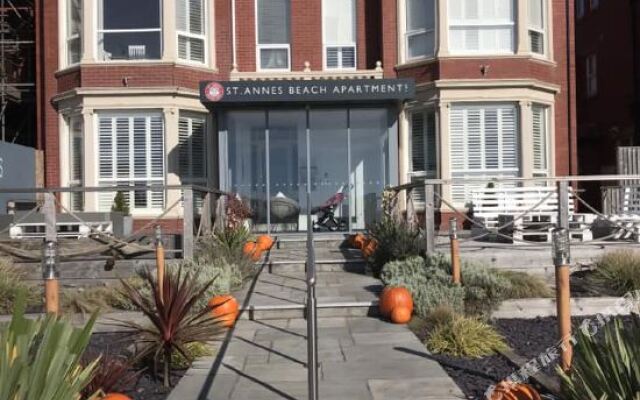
top-left (0, 292), bottom-right (99, 400)
top-left (426, 314), bottom-right (508, 358)
top-left (589, 250), bottom-right (640, 296)
top-left (0, 257), bottom-right (41, 314)
top-left (61, 286), bottom-right (134, 314)
top-left (118, 263), bottom-right (224, 387)
top-left (558, 314), bottom-right (640, 400)
top-left (380, 256), bottom-right (465, 317)
top-left (498, 271), bottom-right (553, 299)
top-left (111, 191), bottom-right (130, 215)
top-left (369, 217), bottom-right (422, 276)
top-left (197, 226), bottom-right (257, 283)
top-left (82, 353), bottom-right (141, 397)
top-left (170, 341), bottom-right (214, 370)
top-left (461, 263), bottom-right (513, 315)
top-left (181, 259), bottom-right (243, 310)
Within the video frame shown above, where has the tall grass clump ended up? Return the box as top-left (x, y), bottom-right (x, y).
top-left (589, 250), bottom-right (640, 296)
top-left (425, 314), bottom-right (508, 358)
top-left (368, 217), bottom-right (422, 276)
top-left (0, 257), bottom-right (40, 314)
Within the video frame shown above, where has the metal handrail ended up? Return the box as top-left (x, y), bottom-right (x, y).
top-left (387, 174), bottom-right (640, 192)
top-left (306, 191), bottom-right (319, 400)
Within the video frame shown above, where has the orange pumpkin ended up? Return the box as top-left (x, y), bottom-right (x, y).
top-left (489, 382), bottom-right (542, 400)
top-left (361, 238), bottom-right (378, 258)
top-left (256, 235), bottom-right (275, 251)
top-left (380, 286), bottom-right (413, 316)
top-left (102, 394), bottom-right (132, 400)
top-left (208, 295), bottom-right (240, 328)
top-left (243, 241), bottom-right (257, 257)
top-left (391, 307), bottom-right (412, 324)
top-left (350, 233), bottom-right (367, 250)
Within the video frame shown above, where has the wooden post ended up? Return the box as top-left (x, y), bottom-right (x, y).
top-left (155, 225), bottom-right (165, 302)
top-left (201, 192), bottom-right (212, 234)
top-left (406, 188), bottom-right (415, 228)
top-left (183, 188), bottom-right (194, 260)
top-left (424, 184), bottom-right (435, 256)
top-left (42, 240), bottom-right (59, 314)
top-left (552, 226), bottom-right (572, 371)
top-left (449, 217), bottom-right (461, 284)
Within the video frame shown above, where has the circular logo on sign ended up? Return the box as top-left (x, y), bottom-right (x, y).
top-left (204, 82), bottom-right (225, 102)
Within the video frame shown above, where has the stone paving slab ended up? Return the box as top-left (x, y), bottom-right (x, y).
top-left (167, 317), bottom-right (465, 400)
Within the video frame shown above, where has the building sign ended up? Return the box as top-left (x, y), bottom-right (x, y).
top-left (200, 79), bottom-right (415, 104)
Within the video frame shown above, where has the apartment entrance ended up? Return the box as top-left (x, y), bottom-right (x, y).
top-left (218, 107), bottom-right (396, 233)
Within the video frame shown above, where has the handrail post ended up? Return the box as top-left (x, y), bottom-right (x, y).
top-left (183, 187), bottom-right (194, 260)
top-left (449, 217), bottom-right (461, 285)
top-left (306, 192), bottom-right (319, 400)
top-left (424, 184), bottom-right (435, 256)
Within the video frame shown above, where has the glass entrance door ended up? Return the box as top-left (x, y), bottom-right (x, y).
top-left (221, 107), bottom-right (393, 234)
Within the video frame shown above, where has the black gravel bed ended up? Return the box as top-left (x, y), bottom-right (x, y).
top-left (87, 332), bottom-right (187, 400)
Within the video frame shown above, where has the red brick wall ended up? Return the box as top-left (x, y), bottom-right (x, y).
top-left (133, 218), bottom-right (183, 235)
top-left (42, 0), bottom-right (60, 188)
top-left (291, 0), bottom-right (322, 71)
top-left (235, 0), bottom-right (257, 71)
top-left (380, 0), bottom-right (398, 78)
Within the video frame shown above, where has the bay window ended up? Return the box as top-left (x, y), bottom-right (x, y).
top-left (68, 116), bottom-right (84, 211)
top-left (448, 0), bottom-right (515, 55)
top-left (450, 104), bottom-right (519, 203)
top-left (257, 0), bottom-right (290, 70)
top-left (410, 110), bottom-right (437, 177)
top-left (97, 113), bottom-right (165, 211)
top-left (66, 0), bottom-right (82, 65)
top-left (178, 112), bottom-right (207, 185)
top-left (532, 105), bottom-right (549, 177)
top-left (405, 0), bottom-right (435, 60)
top-left (323, 0), bottom-right (356, 69)
top-left (177, 0), bottom-right (206, 63)
top-left (528, 0), bottom-right (545, 55)
top-left (98, 0), bottom-right (162, 61)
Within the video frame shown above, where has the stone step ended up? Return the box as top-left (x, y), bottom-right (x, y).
top-left (266, 259), bottom-right (367, 273)
top-left (273, 234), bottom-right (350, 250)
top-left (238, 301), bottom-right (380, 320)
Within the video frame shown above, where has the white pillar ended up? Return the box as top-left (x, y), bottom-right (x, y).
top-left (162, 0), bottom-right (177, 62)
top-left (164, 107), bottom-right (181, 217)
top-left (438, 101), bottom-right (452, 208)
top-left (516, 0), bottom-right (528, 55)
top-left (83, 109), bottom-right (98, 211)
top-left (82, 0), bottom-right (97, 62)
top-left (520, 100), bottom-right (534, 181)
top-left (436, 0), bottom-right (449, 57)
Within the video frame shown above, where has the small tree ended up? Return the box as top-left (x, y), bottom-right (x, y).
top-left (111, 191), bottom-right (130, 215)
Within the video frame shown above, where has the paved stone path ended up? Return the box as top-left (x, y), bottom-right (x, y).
top-left (168, 316), bottom-right (465, 400)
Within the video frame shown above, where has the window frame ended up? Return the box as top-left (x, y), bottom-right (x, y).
top-left (448, 0), bottom-right (517, 56)
top-left (408, 108), bottom-right (438, 177)
top-left (176, 0), bottom-right (208, 65)
top-left (255, 0), bottom-right (291, 72)
top-left (528, 0), bottom-right (546, 56)
top-left (65, 0), bottom-right (82, 66)
top-left (404, 0), bottom-right (436, 62)
top-left (95, 111), bottom-right (166, 213)
top-left (178, 111), bottom-right (208, 185)
top-left (67, 115), bottom-right (84, 211)
top-left (96, 0), bottom-right (164, 62)
top-left (586, 53), bottom-right (598, 98)
top-left (531, 104), bottom-right (550, 177)
top-left (322, 0), bottom-right (357, 70)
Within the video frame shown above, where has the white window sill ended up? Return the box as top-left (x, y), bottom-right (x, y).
top-left (54, 60), bottom-right (218, 76)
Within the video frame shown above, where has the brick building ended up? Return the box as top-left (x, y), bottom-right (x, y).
top-left (37, 0), bottom-right (577, 233)
top-left (576, 0), bottom-right (640, 179)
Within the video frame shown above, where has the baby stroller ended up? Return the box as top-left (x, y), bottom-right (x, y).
top-left (312, 187), bottom-right (348, 232)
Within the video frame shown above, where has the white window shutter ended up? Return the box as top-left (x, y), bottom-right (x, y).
top-left (532, 105), bottom-right (548, 174)
top-left (179, 113), bottom-right (207, 184)
top-left (411, 112), bottom-right (425, 172)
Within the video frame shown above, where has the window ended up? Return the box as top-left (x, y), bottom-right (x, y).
top-left (256, 0), bottom-right (290, 70)
top-left (528, 0), bottom-right (545, 55)
top-left (449, 104), bottom-right (519, 203)
top-left (576, 0), bottom-right (585, 18)
top-left (68, 116), bottom-right (84, 211)
top-left (98, 0), bottom-right (162, 61)
top-left (590, 0), bottom-right (599, 10)
top-left (66, 0), bottom-right (82, 65)
top-left (177, 0), bottom-right (206, 63)
top-left (410, 110), bottom-right (437, 176)
top-left (405, 0), bottom-right (435, 60)
top-left (323, 0), bottom-right (356, 69)
top-left (178, 113), bottom-right (207, 184)
top-left (532, 105), bottom-right (549, 177)
top-left (586, 54), bottom-right (598, 97)
top-left (449, 0), bottom-right (515, 54)
top-left (97, 113), bottom-right (165, 211)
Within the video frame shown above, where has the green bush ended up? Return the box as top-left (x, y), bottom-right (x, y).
top-left (461, 263), bottom-right (513, 315)
top-left (0, 257), bottom-right (41, 314)
top-left (170, 341), bottom-right (214, 370)
top-left (196, 227), bottom-right (257, 283)
top-left (369, 217), bottom-right (422, 276)
top-left (0, 293), bottom-right (99, 400)
top-left (380, 256), bottom-right (465, 317)
top-left (425, 314), bottom-right (508, 358)
top-left (559, 314), bottom-right (640, 400)
top-left (498, 270), bottom-right (553, 299)
top-left (182, 259), bottom-right (243, 310)
top-left (589, 250), bottom-right (640, 296)
top-left (61, 286), bottom-right (134, 314)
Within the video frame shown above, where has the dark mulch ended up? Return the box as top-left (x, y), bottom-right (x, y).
top-left (87, 332), bottom-right (187, 400)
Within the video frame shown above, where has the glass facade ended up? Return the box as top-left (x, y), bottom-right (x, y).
top-left (220, 107), bottom-right (395, 233)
